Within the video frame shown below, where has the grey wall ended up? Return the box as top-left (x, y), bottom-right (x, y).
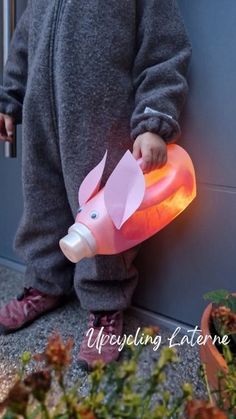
top-left (0, 1), bottom-right (26, 263)
top-left (133, 0), bottom-right (236, 326)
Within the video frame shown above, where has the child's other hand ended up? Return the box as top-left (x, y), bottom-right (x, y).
top-left (132, 132), bottom-right (167, 173)
top-left (0, 113), bottom-right (14, 142)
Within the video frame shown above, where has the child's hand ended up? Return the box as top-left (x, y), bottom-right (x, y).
top-left (0, 113), bottom-right (14, 142)
top-left (132, 132), bottom-right (167, 173)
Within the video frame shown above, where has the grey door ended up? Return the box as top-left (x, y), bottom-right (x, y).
top-left (133, 0), bottom-right (236, 326)
top-left (0, 1), bottom-right (27, 265)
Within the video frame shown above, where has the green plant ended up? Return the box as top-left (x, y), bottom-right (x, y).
top-left (0, 329), bottom-right (228, 419)
top-left (203, 289), bottom-right (236, 352)
top-left (199, 345), bottom-right (236, 417)
top-left (202, 288), bottom-right (236, 416)
top-left (203, 289), bottom-right (236, 315)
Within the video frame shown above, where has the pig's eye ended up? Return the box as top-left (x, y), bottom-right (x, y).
top-left (77, 207), bottom-right (83, 213)
top-left (90, 210), bottom-right (99, 219)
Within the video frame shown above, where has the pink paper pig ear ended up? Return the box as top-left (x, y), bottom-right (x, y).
top-left (78, 150), bottom-right (108, 206)
top-left (104, 150), bottom-right (145, 229)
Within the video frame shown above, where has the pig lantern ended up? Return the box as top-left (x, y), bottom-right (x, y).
top-left (59, 144), bottom-right (196, 263)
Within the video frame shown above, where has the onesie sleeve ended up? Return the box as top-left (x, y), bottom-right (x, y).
top-left (0, 4), bottom-right (30, 124)
top-left (131, 0), bottom-right (192, 143)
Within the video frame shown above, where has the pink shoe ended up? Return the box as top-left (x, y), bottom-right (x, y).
top-left (0, 287), bottom-right (62, 333)
top-left (78, 311), bottom-right (123, 371)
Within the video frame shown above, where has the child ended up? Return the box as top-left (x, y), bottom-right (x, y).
top-left (0, 0), bottom-right (191, 370)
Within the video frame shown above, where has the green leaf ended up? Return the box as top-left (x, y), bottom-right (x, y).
top-left (2, 410), bottom-right (18, 419)
top-left (203, 289), bottom-right (230, 303)
top-left (21, 351), bottom-right (31, 364)
top-left (212, 317), bottom-right (225, 337)
top-left (27, 405), bottom-right (42, 419)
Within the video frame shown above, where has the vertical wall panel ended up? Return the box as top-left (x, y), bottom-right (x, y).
top-left (0, 1), bottom-right (27, 263)
top-left (133, 0), bottom-right (236, 325)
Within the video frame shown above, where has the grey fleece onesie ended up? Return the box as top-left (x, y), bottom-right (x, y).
top-left (0, 0), bottom-right (192, 311)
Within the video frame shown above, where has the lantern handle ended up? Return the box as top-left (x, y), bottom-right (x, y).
top-left (136, 157), bottom-right (166, 173)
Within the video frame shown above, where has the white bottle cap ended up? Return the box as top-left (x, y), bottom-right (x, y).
top-left (59, 230), bottom-right (93, 263)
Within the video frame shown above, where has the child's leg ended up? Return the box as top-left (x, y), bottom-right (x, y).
top-left (13, 121), bottom-right (75, 297)
top-left (57, 124), bottom-right (141, 312)
top-left (74, 245), bottom-right (141, 312)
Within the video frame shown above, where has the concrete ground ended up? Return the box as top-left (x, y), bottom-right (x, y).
top-left (0, 265), bottom-right (208, 407)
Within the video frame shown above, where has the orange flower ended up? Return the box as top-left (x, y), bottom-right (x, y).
top-left (76, 405), bottom-right (97, 419)
top-left (185, 399), bottom-right (227, 419)
top-left (143, 326), bottom-right (160, 337)
top-left (34, 332), bottom-right (74, 371)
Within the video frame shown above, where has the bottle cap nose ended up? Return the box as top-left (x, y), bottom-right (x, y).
top-left (59, 231), bottom-right (93, 263)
